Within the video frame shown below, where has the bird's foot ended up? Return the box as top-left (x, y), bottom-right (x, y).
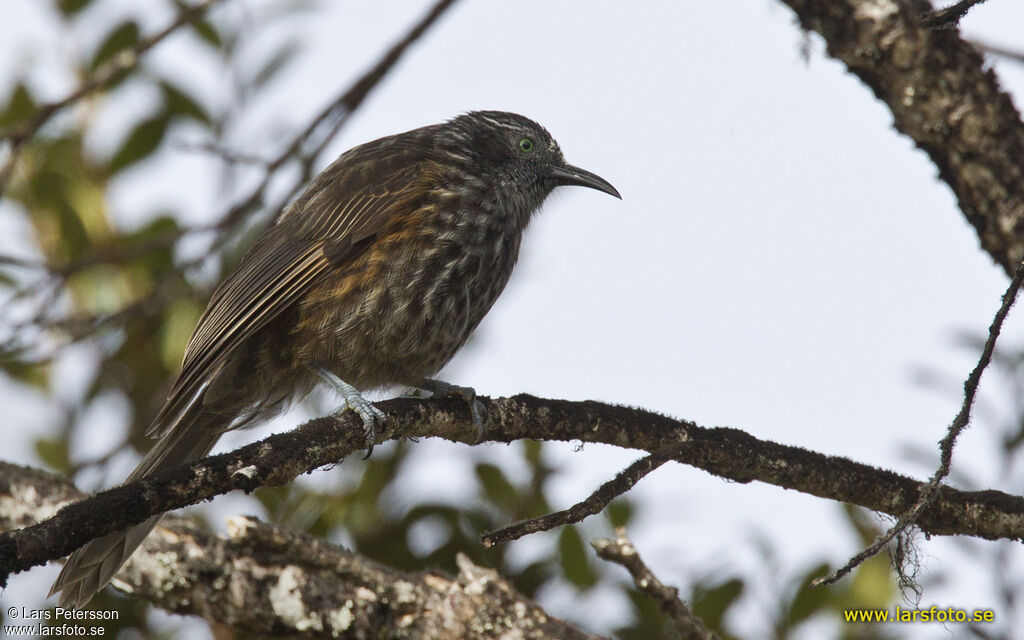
top-left (314, 368), bottom-right (386, 458)
top-left (410, 379), bottom-right (485, 442)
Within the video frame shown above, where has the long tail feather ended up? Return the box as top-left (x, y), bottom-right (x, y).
top-left (49, 409), bottom-right (225, 608)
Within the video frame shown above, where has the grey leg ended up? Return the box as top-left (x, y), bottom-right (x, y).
top-left (314, 367), bottom-right (386, 457)
top-left (410, 378), bottom-right (486, 442)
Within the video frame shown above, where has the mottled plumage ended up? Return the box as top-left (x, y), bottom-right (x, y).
top-left (50, 111), bottom-right (620, 608)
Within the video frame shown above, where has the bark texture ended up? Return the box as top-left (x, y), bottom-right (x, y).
top-left (781, 0), bottom-right (1024, 274)
top-left (3, 394), bottom-right (1023, 583)
top-left (0, 463), bottom-right (600, 639)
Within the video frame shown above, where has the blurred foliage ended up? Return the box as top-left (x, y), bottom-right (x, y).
top-left (2, 0), bottom-right (234, 636)
top-left (0, 1), bottom-right (934, 638)
top-left (609, 504), bottom-right (899, 640)
top-left (908, 334), bottom-right (1024, 640)
top-left (90, 21), bottom-right (141, 72)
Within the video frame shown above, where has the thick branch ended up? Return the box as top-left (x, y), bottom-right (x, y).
top-left (0, 463), bottom-right (599, 639)
top-left (2, 394), bottom-right (1024, 582)
top-left (779, 0), bottom-right (1024, 274)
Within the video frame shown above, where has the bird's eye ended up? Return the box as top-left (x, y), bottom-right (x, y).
top-left (518, 137), bottom-right (535, 153)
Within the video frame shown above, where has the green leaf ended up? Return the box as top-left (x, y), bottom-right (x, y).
top-left (173, 0), bottom-right (222, 47)
top-left (558, 527), bottom-right (597, 589)
top-left (250, 42), bottom-right (300, 89)
top-left (846, 553), bottom-right (896, 610)
top-left (124, 214), bottom-right (180, 272)
top-left (786, 562), bottom-right (831, 625)
top-left (35, 437), bottom-right (71, 473)
top-left (616, 589), bottom-right (671, 640)
top-left (57, 0), bottom-right (92, 16)
top-left (475, 463), bottom-right (517, 506)
top-left (160, 297), bottom-right (203, 370)
top-left (513, 560), bottom-right (555, 599)
top-left (0, 354), bottom-right (48, 388)
top-left (254, 485), bottom-right (294, 518)
top-left (692, 577), bottom-right (744, 631)
top-left (842, 504), bottom-right (886, 546)
top-left (159, 81), bottom-right (211, 125)
top-left (0, 83), bottom-right (37, 130)
top-left (191, 18), bottom-right (222, 48)
top-left (30, 158), bottom-right (92, 258)
top-left (108, 116), bottom-right (169, 174)
top-left (91, 21), bottom-right (140, 72)
top-left (606, 499), bottom-right (634, 528)
top-left (523, 439), bottom-right (543, 466)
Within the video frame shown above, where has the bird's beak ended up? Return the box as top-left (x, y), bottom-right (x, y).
top-left (551, 163), bottom-right (621, 199)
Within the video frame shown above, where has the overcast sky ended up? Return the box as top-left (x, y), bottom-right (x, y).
top-left (3, 0), bottom-right (1024, 637)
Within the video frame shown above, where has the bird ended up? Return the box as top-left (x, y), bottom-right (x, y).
top-left (49, 110), bottom-right (620, 607)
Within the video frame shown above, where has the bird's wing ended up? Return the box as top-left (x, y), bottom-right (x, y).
top-left (147, 139), bottom-right (434, 438)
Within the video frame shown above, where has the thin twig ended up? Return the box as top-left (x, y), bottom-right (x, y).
top-left (971, 39), bottom-right (1024, 65)
top-left (209, 0), bottom-right (458, 240)
top-left (173, 140), bottom-right (274, 167)
top-left (481, 448), bottom-right (676, 547)
top-left (0, 254), bottom-right (45, 270)
top-left (0, 0), bottom-right (223, 195)
top-left (814, 258), bottom-right (1024, 587)
top-left (0, 263), bottom-right (179, 361)
top-left (921, 0), bottom-right (989, 29)
top-left (593, 528), bottom-right (717, 640)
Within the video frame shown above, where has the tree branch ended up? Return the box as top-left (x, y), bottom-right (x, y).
top-left (593, 528), bottom-right (716, 640)
top-left (481, 448), bottom-right (676, 547)
top-left (0, 463), bottom-right (601, 639)
top-left (778, 0), bottom-right (1024, 275)
top-left (921, 0), bottom-right (990, 29)
top-left (209, 0), bottom-right (459, 238)
top-left (0, 0), bottom-right (459, 364)
top-left (0, 0), bottom-right (223, 196)
top-left (3, 393), bottom-right (1024, 583)
top-left (971, 38), bottom-right (1024, 65)
top-left (816, 257), bottom-right (1024, 585)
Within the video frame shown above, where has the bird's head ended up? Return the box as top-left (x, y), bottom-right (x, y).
top-left (441, 111), bottom-right (620, 225)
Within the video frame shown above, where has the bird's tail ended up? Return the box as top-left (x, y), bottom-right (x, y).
top-left (48, 409), bottom-right (225, 609)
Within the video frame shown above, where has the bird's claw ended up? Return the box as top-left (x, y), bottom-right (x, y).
top-left (410, 379), bottom-right (486, 443)
top-left (333, 394), bottom-right (387, 458)
top-left (314, 367), bottom-right (386, 458)
top-left (467, 397), bottom-right (485, 442)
